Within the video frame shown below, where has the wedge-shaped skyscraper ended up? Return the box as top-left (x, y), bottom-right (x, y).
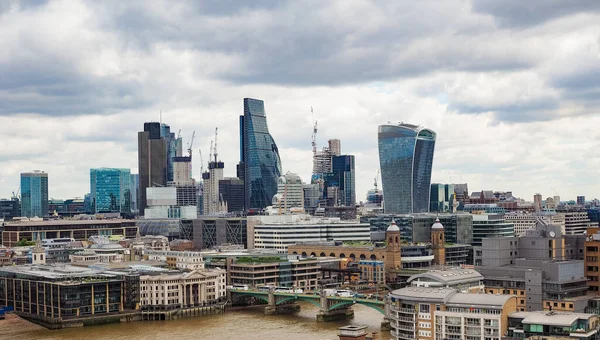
top-left (378, 123), bottom-right (436, 214)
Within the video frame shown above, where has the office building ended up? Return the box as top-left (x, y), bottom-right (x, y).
top-left (240, 98), bottom-right (282, 211)
top-left (172, 156), bottom-right (193, 185)
top-left (160, 123), bottom-right (179, 183)
top-left (272, 172), bottom-right (305, 213)
top-left (138, 122), bottom-right (168, 213)
top-left (430, 183), bottom-right (455, 213)
top-left (471, 213), bottom-right (515, 247)
top-left (326, 155), bottom-right (356, 207)
top-left (505, 212), bottom-right (566, 236)
top-left (562, 211), bottom-right (597, 235)
top-left (303, 183), bottom-right (320, 214)
top-left (252, 215), bottom-right (370, 253)
top-left (534, 193), bottom-right (543, 212)
top-left (90, 168), bottom-right (132, 214)
top-left (477, 223), bottom-right (590, 312)
top-left (313, 139), bottom-right (342, 174)
top-left (184, 217), bottom-right (248, 250)
top-left (20, 171), bottom-right (49, 218)
top-left (144, 187), bottom-right (197, 219)
top-left (0, 264), bottom-right (139, 324)
top-left (578, 196), bottom-right (586, 206)
top-left (1, 219), bottom-right (138, 247)
top-left (0, 198), bottom-right (20, 221)
top-left (202, 160), bottom-right (225, 215)
top-left (130, 174), bottom-right (139, 214)
top-left (506, 311), bottom-right (599, 339)
top-left (378, 123), bottom-right (436, 214)
top-left (218, 178), bottom-right (245, 213)
top-left (406, 268), bottom-right (484, 293)
top-left (388, 287), bottom-right (517, 340)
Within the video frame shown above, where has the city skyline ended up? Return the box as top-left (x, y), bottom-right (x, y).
top-left (2, 1), bottom-right (600, 201)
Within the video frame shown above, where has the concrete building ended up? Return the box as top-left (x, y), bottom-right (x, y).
top-left (477, 223), bottom-right (590, 312)
top-left (202, 159), bottom-right (225, 215)
top-left (562, 211), bottom-right (597, 235)
top-left (584, 227), bottom-right (600, 295)
top-left (1, 219), bottom-right (138, 247)
top-left (534, 193), bottom-right (543, 212)
top-left (506, 311), bottom-right (599, 339)
top-left (406, 268), bottom-right (484, 293)
top-left (138, 122), bottom-right (168, 214)
top-left (0, 264), bottom-right (139, 324)
top-left (272, 172), bottom-right (305, 214)
top-left (388, 287), bottom-right (517, 340)
top-left (185, 217), bottom-right (248, 250)
top-left (505, 212), bottom-right (566, 236)
top-left (471, 213), bottom-right (515, 247)
top-left (252, 215), bottom-right (370, 253)
top-left (144, 187), bottom-right (196, 219)
top-left (20, 171), bottom-right (49, 218)
top-left (143, 249), bottom-right (206, 270)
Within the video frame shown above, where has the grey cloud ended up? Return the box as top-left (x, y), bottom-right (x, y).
top-left (449, 98), bottom-right (561, 123)
top-left (472, 0), bottom-right (600, 27)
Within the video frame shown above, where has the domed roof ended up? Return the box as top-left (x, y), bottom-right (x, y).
top-left (387, 219), bottom-right (400, 232)
top-left (431, 218), bottom-right (444, 230)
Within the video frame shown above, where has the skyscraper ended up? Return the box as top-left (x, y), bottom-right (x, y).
top-left (378, 123), bottom-right (436, 214)
top-left (328, 155), bottom-right (356, 207)
top-left (240, 98), bottom-right (282, 211)
top-left (20, 171), bottom-right (48, 218)
top-left (138, 122), bottom-right (167, 214)
top-left (130, 174), bottom-right (139, 214)
top-left (160, 123), bottom-right (178, 183)
top-left (90, 168), bottom-right (131, 214)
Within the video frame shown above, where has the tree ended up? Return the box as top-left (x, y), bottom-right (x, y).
top-left (16, 238), bottom-right (35, 247)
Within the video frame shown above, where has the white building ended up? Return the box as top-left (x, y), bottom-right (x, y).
top-left (145, 187), bottom-right (197, 219)
top-left (202, 161), bottom-right (225, 215)
top-left (144, 249), bottom-right (206, 270)
top-left (505, 212), bottom-right (566, 236)
top-left (562, 211), bottom-right (597, 235)
top-left (272, 172), bottom-right (305, 214)
top-left (139, 268), bottom-right (226, 309)
top-left (251, 214), bottom-right (370, 253)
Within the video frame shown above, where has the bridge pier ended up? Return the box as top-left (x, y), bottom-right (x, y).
top-left (316, 307), bottom-right (354, 322)
top-left (380, 316), bottom-right (391, 331)
top-left (264, 289), bottom-right (301, 315)
top-left (380, 295), bottom-right (392, 331)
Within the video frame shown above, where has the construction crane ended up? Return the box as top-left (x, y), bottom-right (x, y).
top-left (209, 140), bottom-right (214, 165)
top-left (213, 127), bottom-right (219, 163)
top-left (311, 107), bottom-right (318, 155)
top-left (187, 131), bottom-right (195, 158)
top-left (199, 149), bottom-right (204, 174)
top-left (374, 169), bottom-right (380, 190)
top-left (177, 129), bottom-right (181, 140)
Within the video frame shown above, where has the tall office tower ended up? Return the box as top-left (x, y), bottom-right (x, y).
top-left (203, 159), bottom-right (224, 215)
top-left (534, 193), bottom-right (543, 212)
top-left (313, 139), bottom-right (341, 174)
top-left (554, 195), bottom-right (561, 206)
top-left (138, 122), bottom-right (167, 214)
top-left (160, 123), bottom-right (177, 183)
top-left (327, 155), bottom-right (355, 207)
top-left (578, 196), bottom-right (586, 206)
top-left (240, 98), bottom-right (282, 211)
top-left (172, 156), bottom-right (193, 185)
top-left (378, 123), bottom-right (436, 214)
top-left (90, 168), bottom-right (132, 214)
top-left (219, 178), bottom-right (245, 213)
top-left (20, 171), bottom-right (48, 218)
top-left (272, 172), bottom-right (305, 213)
top-left (130, 174), bottom-right (139, 214)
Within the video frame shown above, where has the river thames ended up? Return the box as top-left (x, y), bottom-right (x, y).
top-left (3, 302), bottom-right (391, 340)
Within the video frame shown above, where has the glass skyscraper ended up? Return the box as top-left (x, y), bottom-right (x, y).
top-left (90, 168), bottom-right (131, 214)
top-left (378, 123), bottom-right (436, 214)
top-left (326, 155), bottom-right (356, 207)
top-left (20, 171), bottom-right (48, 218)
top-left (240, 98), bottom-right (282, 211)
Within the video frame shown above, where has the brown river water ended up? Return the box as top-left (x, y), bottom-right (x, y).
top-left (1, 302), bottom-right (391, 340)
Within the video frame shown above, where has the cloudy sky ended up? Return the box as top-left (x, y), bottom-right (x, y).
top-left (1, 0), bottom-right (600, 202)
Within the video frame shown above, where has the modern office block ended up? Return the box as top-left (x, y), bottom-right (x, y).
top-left (20, 171), bottom-right (49, 218)
top-left (90, 168), bottom-right (131, 214)
top-left (138, 122), bottom-right (167, 213)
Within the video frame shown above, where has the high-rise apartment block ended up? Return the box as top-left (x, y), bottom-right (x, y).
top-left (20, 171), bottom-right (49, 218)
top-left (240, 98), bottom-right (282, 211)
top-left (138, 122), bottom-right (167, 213)
top-left (378, 123), bottom-right (436, 214)
top-left (90, 168), bottom-right (131, 214)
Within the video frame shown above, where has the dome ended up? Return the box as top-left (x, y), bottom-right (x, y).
top-left (387, 219), bottom-right (400, 232)
top-left (431, 218), bottom-right (444, 230)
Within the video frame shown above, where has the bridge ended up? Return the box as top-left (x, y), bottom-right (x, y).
top-left (228, 289), bottom-right (392, 328)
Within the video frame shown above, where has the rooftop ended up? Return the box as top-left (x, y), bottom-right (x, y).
top-left (4, 219), bottom-right (134, 226)
top-left (408, 268), bottom-right (483, 286)
top-left (391, 287), bottom-right (514, 307)
top-left (510, 311), bottom-right (596, 326)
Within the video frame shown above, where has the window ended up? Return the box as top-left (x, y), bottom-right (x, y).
top-left (420, 303), bottom-right (430, 313)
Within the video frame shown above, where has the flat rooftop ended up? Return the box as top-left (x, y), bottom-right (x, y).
top-left (510, 311), bottom-right (596, 326)
top-left (3, 219), bottom-right (135, 226)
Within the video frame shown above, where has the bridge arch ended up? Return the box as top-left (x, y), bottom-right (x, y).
top-left (329, 253), bottom-right (336, 257)
top-left (230, 292), bottom-right (269, 305)
top-left (320, 252), bottom-right (326, 257)
top-left (275, 295), bottom-right (321, 308)
top-left (327, 299), bottom-right (385, 315)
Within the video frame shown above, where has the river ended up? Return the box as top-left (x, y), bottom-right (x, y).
top-left (2, 302), bottom-right (391, 340)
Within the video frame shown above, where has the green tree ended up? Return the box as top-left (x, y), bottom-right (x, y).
top-left (16, 238), bottom-right (35, 247)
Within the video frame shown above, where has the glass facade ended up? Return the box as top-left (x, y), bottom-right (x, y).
top-left (20, 171), bottom-right (49, 218)
top-left (241, 98), bottom-right (282, 210)
top-left (160, 123), bottom-right (177, 183)
top-left (328, 155), bottom-right (356, 206)
top-left (378, 124), bottom-right (436, 214)
top-left (90, 168), bottom-right (131, 214)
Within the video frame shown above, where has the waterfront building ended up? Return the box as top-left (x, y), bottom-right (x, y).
top-left (272, 172), bottom-right (305, 214)
top-left (505, 212), bottom-right (566, 236)
top-left (240, 98), bottom-right (282, 211)
top-left (357, 260), bottom-right (385, 285)
top-left (1, 219), bottom-right (138, 247)
top-left (139, 267), bottom-right (226, 310)
top-left (471, 213), bottom-right (514, 247)
top-left (506, 311), bottom-right (599, 339)
top-left (0, 198), bottom-right (20, 221)
top-left (388, 286), bottom-right (516, 340)
top-left (20, 171), bottom-right (49, 218)
top-left (476, 223), bottom-right (590, 312)
top-left (138, 122), bottom-right (168, 214)
top-left (0, 264), bottom-right (139, 323)
top-left (90, 168), bottom-right (132, 214)
top-left (253, 216), bottom-right (369, 253)
top-left (406, 268), bottom-right (484, 293)
top-left (378, 123), bottom-right (436, 214)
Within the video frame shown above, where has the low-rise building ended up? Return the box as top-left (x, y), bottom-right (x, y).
top-left (506, 310), bottom-right (599, 339)
top-left (389, 287), bottom-right (517, 340)
top-left (143, 249), bottom-right (205, 270)
top-left (406, 268), bottom-right (484, 293)
top-left (505, 212), bottom-right (566, 236)
top-left (357, 260), bottom-right (385, 285)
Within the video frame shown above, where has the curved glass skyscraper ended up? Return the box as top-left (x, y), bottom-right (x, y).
top-left (378, 123), bottom-right (436, 214)
top-left (241, 98), bottom-right (282, 211)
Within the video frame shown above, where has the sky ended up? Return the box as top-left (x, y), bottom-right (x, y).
top-left (1, 0), bottom-right (600, 202)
